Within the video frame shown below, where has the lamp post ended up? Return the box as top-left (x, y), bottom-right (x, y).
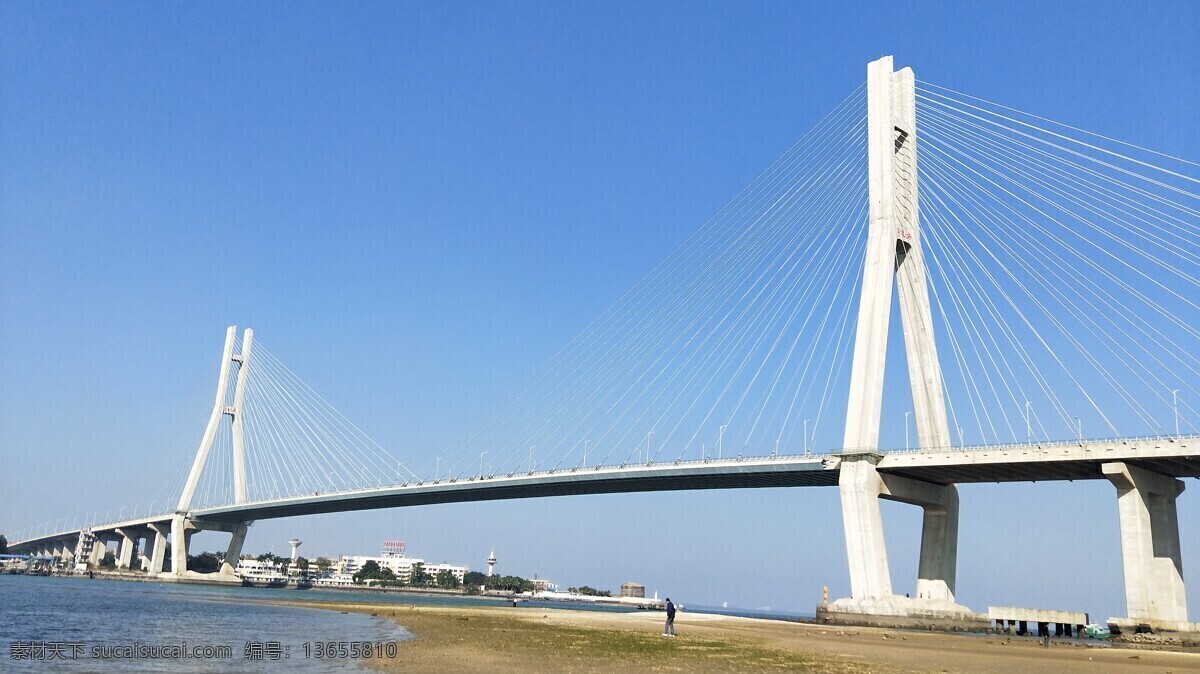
top-left (1075, 416), bottom-right (1082, 443)
top-left (1025, 400), bottom-right (1032, 442)
top-left (583, 440), bottom-right (589, 468)
top-left (956, 424), bottom-right (963, 448)
top-left (719, 425), bottom-right (727, 459)
top-left (803, 419), bottom-right (810, 455)
top-left (528, 446), bottom-right (535, 473)
top-left (480, 452), bottom-right (487, 479)
top-left (1173, 389), bottom-right (1181, 437)
top-left (646, 432), bottom-right (654, 464)
top-left (905, 411), bottom-right (912, 451)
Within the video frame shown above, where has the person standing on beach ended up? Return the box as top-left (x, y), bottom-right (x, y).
top-left (663, 597), bottom-right (676, 637)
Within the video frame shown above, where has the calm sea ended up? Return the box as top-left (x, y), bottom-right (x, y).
top-left (0, 575), bottom-right (410, 672)
top-left (0, 574), bottom-right (804, 671)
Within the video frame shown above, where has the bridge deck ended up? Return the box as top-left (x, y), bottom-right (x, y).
top-left (191, 456), bottom-right (836, 522)
top-left (11, 437), bottom-right (1199, 552)
top-left (874, 436), bottom-right (1200, 485)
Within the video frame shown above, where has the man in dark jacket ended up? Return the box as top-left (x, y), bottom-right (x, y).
top-left (663, 597), bottom-right (677, 637)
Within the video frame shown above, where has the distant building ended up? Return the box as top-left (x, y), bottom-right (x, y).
top-left (332, 543), bottom-right (468, 586)
top-left (531, 577), bottom-right (557, 592)
top-left (620, 582), bottom-right (645, 598)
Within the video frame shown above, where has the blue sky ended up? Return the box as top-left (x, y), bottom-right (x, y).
top-left (3, 1), bottom-right (1199, 618)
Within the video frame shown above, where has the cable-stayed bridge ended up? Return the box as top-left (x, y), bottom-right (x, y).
top-left (9, 56), bottom-right (1200, 634)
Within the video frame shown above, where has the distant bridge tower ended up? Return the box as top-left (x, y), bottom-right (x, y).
top-left (834, 56), bottom-right (964, 616)
top-left (160, 326), bottom-right (256, 580)
top-left (487, 548), bottom-right (497, 577)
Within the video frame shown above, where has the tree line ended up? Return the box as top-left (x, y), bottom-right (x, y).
top-left (352, 560), bottom-right (461, 589)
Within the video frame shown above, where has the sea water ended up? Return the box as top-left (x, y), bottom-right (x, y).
top-left (0, 574), bottom-right (408, 672)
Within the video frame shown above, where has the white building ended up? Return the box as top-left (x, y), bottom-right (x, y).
top-left (335, 545), bottom-right (468, 586)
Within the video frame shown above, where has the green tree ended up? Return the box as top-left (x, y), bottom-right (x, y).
top-left (485, 574), bottom-right (533, 592)
top-left (188, 552), bottom-right (221, 573)
top-left (315, 556), bottom-right (333, 573)
top-left (295, 556), bottom-right (310, 576)
top-left (572, 585), bottom-right (610, 597)
top-left (99, 551), bottom-right (117, 569)
top-left (353, 560), bottom-right (381, 584)
top-left (409, 562), bottom-right (431, 586)
top-left (0, 534), bottom-right (8, 555)
top-left (435, 569), bottom-right (460, 589)
top-left (462, 570), bottom-right (487, 593)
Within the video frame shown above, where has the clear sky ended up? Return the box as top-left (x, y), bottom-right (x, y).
top-left (2, 1), bottom-right (1199, 618)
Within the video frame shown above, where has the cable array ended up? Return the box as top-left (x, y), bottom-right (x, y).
top-left (13, 75), bottom-right (1200, 540)
top-left (424, 86), bottom-right (868, 481)
top-left (184, 340), bottom-right (421, 508)
top-left (916, 81), bottom-right (1200, 445)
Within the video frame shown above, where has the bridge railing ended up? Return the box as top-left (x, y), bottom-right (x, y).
top-left (869, 433), bottom-right (1199, 457)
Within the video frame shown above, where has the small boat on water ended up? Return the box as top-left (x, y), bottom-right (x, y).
top-left (241, 575), bottom-right (289, 589)
top-left (235, 558), bottom-right (304, 588)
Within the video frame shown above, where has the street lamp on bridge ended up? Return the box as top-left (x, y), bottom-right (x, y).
top-left (1025, 400), bottom-right (1032, 442)
top-left (1174, 389), bottom-right (1181, 437)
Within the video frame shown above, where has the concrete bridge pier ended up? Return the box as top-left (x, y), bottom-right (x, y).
top-left (829, 452), bottom-right (971, 622)
top-left (115, 528), bottom-right (139, 569)
top-left (1103, 462), bottom-right (1192, 632)
top-left (222, 522), bottom-right (249, 576)
top-left (88, 536), bottom-right (107, 567)
top-left (147, 523), bottom-right (169, 575)
top-left (161, 515), bottom-right (247, 581)
top-left (169, 515), bottom-right (195, 575)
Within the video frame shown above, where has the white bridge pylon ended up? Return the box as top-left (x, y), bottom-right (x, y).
top-left (835, 56), bottom-right (964, 614)
top-left (178, 325), bottom-right (254, 511)
top-left (169, 325), bottom-right (254, 579)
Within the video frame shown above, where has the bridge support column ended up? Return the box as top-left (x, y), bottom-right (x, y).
top-left (222, 523), bottom-right (249, 576)
top-left (116, 529), bottom-right (137, 570)
top-left (839, 454), bottom-right (892, 600)
top-left (148, 523), bottom-right (168, 575)
top-left (170, 515), bottom-right (196, 575)
top-left (913, 482), bottom-right (959, 603)
top-left (88, 536), bottom-right (107, 567)
top-left (834, 453), bottom-right (965, 616)
top-left (1102, 462), bottom-right (1188, 625)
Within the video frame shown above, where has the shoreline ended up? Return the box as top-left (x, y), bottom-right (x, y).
top-left (22, 573), bottom-right (1200, 671)
top-left (263, 597), bottom-right (1200, 673)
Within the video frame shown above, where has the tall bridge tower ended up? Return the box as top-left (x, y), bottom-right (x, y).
top-left (835, 55), bottom-right (965, 616)
top-left (161, 326), bottom-right (256, 580)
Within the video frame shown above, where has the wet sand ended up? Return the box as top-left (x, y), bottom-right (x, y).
top-left (278, 599), bottom-right (1200, 673)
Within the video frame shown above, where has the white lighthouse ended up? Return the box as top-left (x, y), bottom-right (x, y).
top-left (486, 548), bottom-right (497, 577)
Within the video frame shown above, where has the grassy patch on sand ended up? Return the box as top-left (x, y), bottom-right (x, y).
top-left (345, 605), bottom-right (884, 673)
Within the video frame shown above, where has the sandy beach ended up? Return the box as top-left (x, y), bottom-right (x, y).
top-left (271, 599), bottom-right (1200, 673)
